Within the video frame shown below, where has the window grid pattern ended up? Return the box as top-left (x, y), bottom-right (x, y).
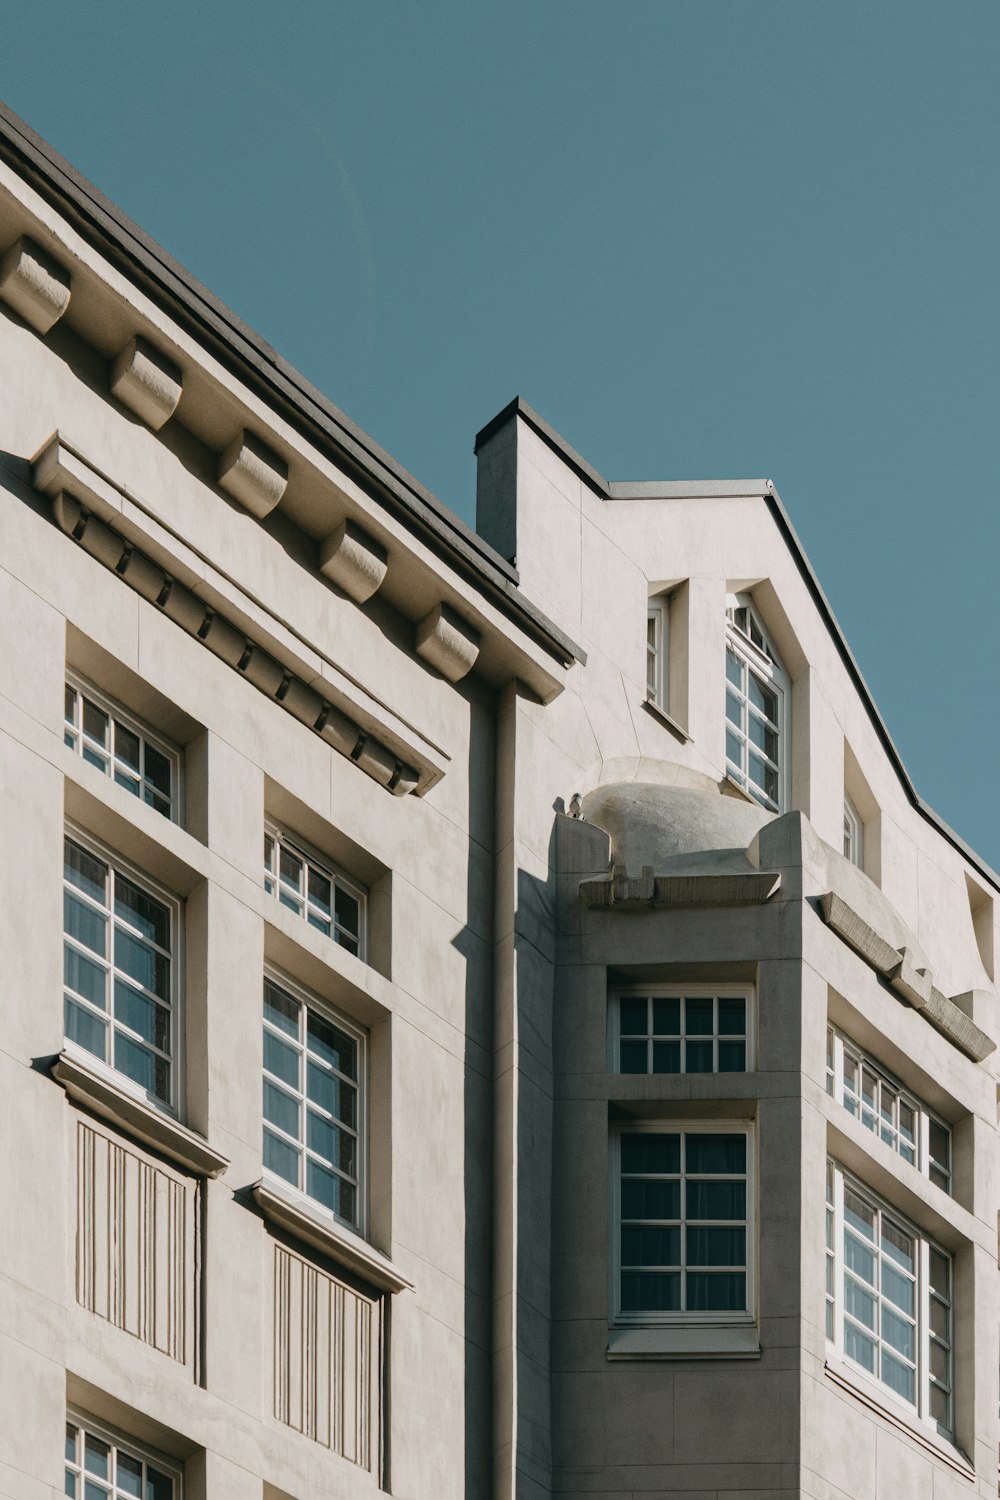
top-left (64, 679), bottom-right (175, 819)
top-left (825, 1028), bottom-right (952, 1193)
top-left (826, 1162), bottom-right (952, 1433)
top-left (617, 990), bottom-right (748, 1074)
top-left (63, 835), bottom-right (174, 1108)
top-left (616, 1127), bottom-right (749, 1322)
top-left (264, 829), bottom-right (364, 959)
top-left (65, 1419), bottom-right (176, 1499)
top-left (263, 976), bottom-right (363, 1229)
top-left (843, 795), bottom-right (864, 868)
top-left (725, 603), bottom-right (784, 813)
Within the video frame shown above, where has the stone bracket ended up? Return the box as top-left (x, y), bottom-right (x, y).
top-left (218, 428), bottom-right (288, 517)
top-left (0, 234), bottom-right (71, 332)
top-left (110, 335), bottom-right (183, 430)
top-left (319, 518), bottom-right (388, 602)
top-left (415, 601), bottom-right (481, 682)
top-left (819, 891), bottom-right (995, 1062)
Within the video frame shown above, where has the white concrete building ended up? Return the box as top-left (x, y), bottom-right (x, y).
top-left (0, 101), bottom-right (997, 1500)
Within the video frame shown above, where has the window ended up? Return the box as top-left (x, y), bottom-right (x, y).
top-left (826, 1162), bottom-right (953, 1434)
top-left (613, 986), bottom-right (751, 1073)
top-left (65, 675), bottom-right (178, 820)
top-left (65, 1417), bottom-right (179, 1499)
top-left (262, 973), bottom-right (366, 1232)
top-left (63, 832), bottom-right (178, 1110)
top-left (646, 598), bottom-right (668, 708)
top-left (264, 826), bottom-right (365, 960)
top-left (725, 595), bottom-right (788, 813)
top-left (825, 1028), bottom-right (951, 1192)
top-left (843, 795), bottom-right (864, 868)
top-left (611, 1123), bottom-right (753, 1324)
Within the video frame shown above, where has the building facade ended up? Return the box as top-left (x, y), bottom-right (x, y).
top-left (0, 101), bottom-right (997, 1500)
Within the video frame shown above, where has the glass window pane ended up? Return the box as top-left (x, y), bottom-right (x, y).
top-left (725, 728), bottom-right (744, 768)
top-left (116, 1454), bottom-right (142, 1498)
top-left (747, 673), bottom-right (776, 720)
top-left (65, 998), bottom-right (107, 1059)
top-left (114, 767), bottom-right (141, 797)
top-left (929, 1339), bottom-right (950, 1383)
top-left (685, 1040), bottom-right (714, 1073)
top-left (307, 1011), bottom-right (356, 1078)
top-left (65, 684), bottom-right (77, 725)
top-left (334, 884), bottom-right (359, 937)
top-left (620, 1225), bottom-right (680, 1266)
top-left (65, 892), bottom-right (108, 958)
top-left (115, 930), bottom-right (169, 999)
top-left (725, 649), bottom-right (742, 688)
top-left (263, 1080), bottom-right (300, 1139)
top-left (685, 996), bottom-right (713, 1034)
top-left (264, 981), bottom-right (299, 1037)
top-left (725, 688), bottom-right (743, 728)
top-left (307, 1158), bottom-right (348, 1218)
top-left (114, 879), bottom-right (169, 950)
top-left (843, 1189), bottom-right (875, 1240)
top-left (686, 1272), bottom-right (746, 1311)
top-left (264, 1031), bottom-right (299, 1089)
top-left (621, 1133), bottom-right (679, 1174)
top-left (114, 981), bottom-right (170, 1051)
top-left (64, 1473), bottom-right (76, 1498)
top-left (65, 945), bottom-right (107, 1009)
top-left (881, 1220), bottom-right (914, 1274)
top-left (844, 1232), bottom-right (876, 1287)
top-left (685, 1134), bottom-right (745, 1174)
top-left (84, 1436), bottom-right (109, 1478)
top-left (308, 867), bottom-right (331, 917)
top-left (880, 1349), bottom-right (915, 1404)
top-left (718, 997), bottom-right (746, 1034)
top-left (65, 841), bottom-right (107, 905)
top-left (84, 1482), bottom-right (108, 1500)
top-left (82, 699), bottom-right (109, 749)
top-left (929, 1119), bottom-right (950, 1170)
top-left (308, 1111), bottom-right (355, 1175)
top-left (880, 1262), bottom-right (915, 1317)
top-left (686, 1226), bottom-right (745, 1267)
top-left (651, 1040), bottom-right (681, 1073)
top-left (264, 1127), bottom-right (300, 1184)
top-left (717, 1040), bottom-right (746, 1072)
top-left (844, 1275), bottom-right (876, 1330)
top-left (881, 1305), bottom-right (915, 1361)
top-left (307, 1060), bottom-right (355, 1126)
top-left (685, 1179), bottom-right (746, 1219)
top-left (651, 996), bottom-right (680, 1034)
top-left (66, 1424), bottom-right (78, 1462)
top-left (114, 723), bottom-right (141, 772)
top-left (621, 1271), bottom-right (680, 1312)
top-left (115, 1034), bottom-right (169, 1102)
top-left (279, 847), bottom-right (302, 891)
top-left (146, 1466), bottom-right (174, 1500)
top-left (621, 1178), bottom-right (680, 1219)
top-left (619, 998), bottom-right (648, 1035)
top-left (144, 744), bottom-right (172, 798)
top-left (619, 1040), bottom-right (648, 1073)
top-left (844, 1321), bottom-right (876, 1373)
top-left (929, 1248), bottom-right (950, 1298)
top-left (929, 1295), bottom-right (950, 1339)
top-left (929, 1383), bottom-right (950, 1428)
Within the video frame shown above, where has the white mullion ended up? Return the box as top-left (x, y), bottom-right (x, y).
top-left (834, 1164), bottom-right (845, 1359)
top-left (918, 1237), bottom-right (930, 1422)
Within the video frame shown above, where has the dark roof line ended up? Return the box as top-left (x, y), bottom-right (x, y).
top-left (0, 101), bottom-right (583, 669)
top-left (480, 396), bottom-right (1000, 897)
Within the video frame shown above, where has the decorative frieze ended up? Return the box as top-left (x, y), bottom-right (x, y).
top-left (110, 336), bottom-right (183, 430)
top-left (0, 235), bottom-right (71, 332)
top-left (319, 519), bottom-right (388, 603)
top-left (273, 1242), bottom-right (380, 1470)
top-left (415, 601), bottom-right (480, 682)
top-left (217, 429), bottom-right (288, 517)
top-left (76, 1120), bottom-right (192, 1364)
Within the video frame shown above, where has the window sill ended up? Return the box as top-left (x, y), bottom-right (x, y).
top-left (251, 1179), bottom-right (413, 1295)
top-left (640, 698), bottom-right (690, 744)
top-left (823, 1356), bottom-right (972, 1479)
top-left (608, 1324), bottom-right (760, 1361)
top-left (51, 1051), bottom-right (230, 1179)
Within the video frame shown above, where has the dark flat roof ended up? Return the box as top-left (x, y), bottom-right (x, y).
top-left (0, 100), bottom-right (582, 668)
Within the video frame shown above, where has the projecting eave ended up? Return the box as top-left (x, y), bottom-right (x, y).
top-left (478, 396), bottom-right (1000, 898)
top-left (0, 100), bottom-right (582, 682)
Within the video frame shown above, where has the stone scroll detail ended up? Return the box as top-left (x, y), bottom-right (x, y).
top-left (273, 1243), bottom-right (380, 1471)
top-left (76, 1121), bottom-right (189, 1363)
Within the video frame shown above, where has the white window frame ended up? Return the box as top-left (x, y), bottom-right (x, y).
top-left (825, 1027), bottom-right (952, 1193)
top-left (646, 597), bottom-right (668, 709)
top-left (63, 825), bottom-right (182, 1116)
top-left (725, 593), bottom-right (789, 814)
top-left (610, 984), bottom-right (754, 1074)
top-left (262, 966), bottom-right (369, 1237)
top-left (264, 822), bottom-right (367, 962)
top-left (610, 1120), bottom-right (755, 1328)
top-left (825, 1161), bottom-right (953, 1437)
top-left (843, 794), bottom-right (864, 868)
top-left (65, 1410), bottom-right (182, 1499)
top-left (64, 671), bottom-right (181, 822)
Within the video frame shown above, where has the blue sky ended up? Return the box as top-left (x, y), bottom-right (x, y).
top-left (3, 3), bottom-right (997, 867)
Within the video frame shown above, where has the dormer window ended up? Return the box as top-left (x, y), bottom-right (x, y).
top-left (725, 595), bottom-right (789, 814)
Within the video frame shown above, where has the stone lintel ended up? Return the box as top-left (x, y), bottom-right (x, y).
top-left (0, 235), bottom-right (71, 332)
top-left (217, 429), bottom-right (288, 517)
top-left (319, 518), bottom-right (388, 602)
top-left (415, 602), bottom-right (481, 682)
top-left (110, 335), bottom-right (183, 430)
top-left (581, 868), bottom-right (780, 910)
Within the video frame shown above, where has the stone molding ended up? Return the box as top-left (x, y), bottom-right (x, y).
top-left (217, 429), bottom-right (289, 517)
top-left (0, 234), bottom-right (72, 332)
top-left (50, 488), bottom-right (419, 797)
top-left (52, 1050), bottom-right (230, 1178)
top-left (415, 601), bottom-right (481, 682)
top-left (819, 891), bottom-right (995, 1061)
top-left (319, 518), bottom-right (388, 603)
top-left (581, 863), bottom-right (781, 910)
top-left (110, 335), bottom-right (183, 430)
top-left (252, 1179), bottom-right (413, 1295)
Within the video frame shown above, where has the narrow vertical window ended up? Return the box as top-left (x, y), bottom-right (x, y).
top-left (63, 833), bottom-right (177, 1109)
top-left (725, 595), bottom-right (789, 813)
top-left (646, 598), bottom-right (668, 709)
top-left (843, 795), bottom-right (864, 868)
